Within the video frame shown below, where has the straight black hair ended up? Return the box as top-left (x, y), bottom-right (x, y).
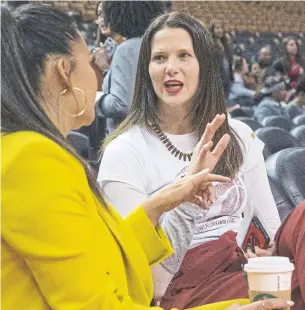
top-left (1, 4), bottom-right (106, 206)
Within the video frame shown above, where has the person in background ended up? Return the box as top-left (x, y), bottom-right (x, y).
top-left (93, 1), bottom-right (125, 90)
top-left (254, 74), bottom-right (290, 123)
top-left (95, 1), bottom-right (113, 45)
top-left (99, 12), bottom-right (281, 309)
top-left (228, 57), bottom-right (256, 106)
top-left (95, 1), bottom-right (125, 48)
top-left (273, 36), bottom-right (305, 89)
top-left (250, 62), bottom-right (261, 81)
top-left (287, 75), bottom-right (305, 118)
top-left (1, 4), bottom-right (268, 310)
top-left (257, 46), bottom-right (272, 76)
top-left (96, 0), bottom-right (169, 134)
top-left (210, 20), bottom-right (234, 99)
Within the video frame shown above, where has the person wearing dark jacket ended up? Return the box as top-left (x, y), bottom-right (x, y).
top-left (254, 75), bottom-right (289, 123)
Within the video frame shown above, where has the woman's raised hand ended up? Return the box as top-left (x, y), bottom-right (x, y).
top-left (142, 168), bottom-right (230, 226)
top-left (186, 114), bottom-right (231, 176)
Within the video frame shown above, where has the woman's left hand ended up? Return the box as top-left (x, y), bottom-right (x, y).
top-left (245, 241), bottom-right (276, 259)
top-left (142, 168), bottom-right (231, 226)
top-left (92, 47), bottom-right (110, 73)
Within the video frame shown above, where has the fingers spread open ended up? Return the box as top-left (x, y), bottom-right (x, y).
top-left (211, 133), bottom-right (231, 158)
top-left (205, 173), bottom-right (231, 183)
top-left (198, 113), bottom-right (226, 148)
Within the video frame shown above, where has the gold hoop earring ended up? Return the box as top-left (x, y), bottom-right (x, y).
top-left (58, 87), bottom-right (87, 117)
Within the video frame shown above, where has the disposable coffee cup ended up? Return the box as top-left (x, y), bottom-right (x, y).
top-left (244, 257), bottom-right (294, 309)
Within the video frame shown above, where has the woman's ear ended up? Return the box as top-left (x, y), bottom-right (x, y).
top-left (55, 56), bottom-right (73, 89)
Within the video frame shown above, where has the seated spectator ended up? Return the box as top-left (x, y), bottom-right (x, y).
top-left (274, 200), bottom-right (305, 310)
top-left (96, 1), bottom-right (168, 134)
top-left (273, 37), bottom-right (305, 89)
top-left (228, 57), bottom-right (256, 105)
top-left (254, 75), bottom-right (290, 123)
top-left (250, 62), bottom-right (260, 85)
top-left (288, 75), bottom-right (305, 118)
top-left (99, 12), bottom-right (282, 308)
top-left (257, 46), bottom-right (272, 79)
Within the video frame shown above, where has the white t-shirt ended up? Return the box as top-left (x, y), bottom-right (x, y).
top-left (98, 118), bottom-right (281, 295)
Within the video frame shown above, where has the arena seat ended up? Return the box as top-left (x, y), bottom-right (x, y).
top-left (234, 117), bottom-right (263, 131)
top-left (255, 127), bottom-right (300, 157)
top-left (290, 125), bottom-right (305, 147)
top-left (293, 114), bottom-right (305, 126)
top-left (266, 148), bottom-right (305, 208)
top-left (267, 176), bottom-right (294, 222)
top-left (262, 116), bottom-right (294, 132)
top-left (67, 131), bottom-right (89, 160)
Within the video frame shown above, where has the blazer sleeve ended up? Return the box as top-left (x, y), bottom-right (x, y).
top-left (126, 207), bottom-right (174, 267)
top-left (2, 139), bottom-right (164, 310)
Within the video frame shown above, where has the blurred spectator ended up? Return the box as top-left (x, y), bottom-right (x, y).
top-left (256, 46), bottom-right (272, 83)
top-left (288, 75), bottom-right (305, 118)
top-left (228, 57), bottom-right (256, 106)
top-left (254, 75), bottom-right (289, 123)
top-left (273, 36), bottom-right (305, 89)
top-left (249, 62), bottom-right (261, 87)
top-left (210, 20), bottom-right (234, 98)
top-left (95, 1), bottom-right (125, 47)
top-left (258, 46), bottom-right (272, 71)
top-left (95, 1), bottom-right (113, 45)
top-left (97, 1), bottom-right (168, 134)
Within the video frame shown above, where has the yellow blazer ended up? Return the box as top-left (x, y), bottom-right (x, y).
top-left (1, 132), bottom-right (249, 310)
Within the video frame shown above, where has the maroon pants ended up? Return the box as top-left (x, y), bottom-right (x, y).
top-left (160, 231), bottom-right (249, 310)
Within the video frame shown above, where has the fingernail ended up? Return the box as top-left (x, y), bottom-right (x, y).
top-left (202, 168), bottom-right (209, 173)
top-left (287, 301), bottom-right (294, 306)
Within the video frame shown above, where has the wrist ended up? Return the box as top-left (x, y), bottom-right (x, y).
top-left (142, 196), bottom-right (163, 227)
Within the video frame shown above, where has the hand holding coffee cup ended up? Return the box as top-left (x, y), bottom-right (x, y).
top-left (244, 257), bottom-right (294, 310)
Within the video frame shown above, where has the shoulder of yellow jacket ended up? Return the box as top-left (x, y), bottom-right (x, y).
top-left (2, 131), bottom-right (81, 175)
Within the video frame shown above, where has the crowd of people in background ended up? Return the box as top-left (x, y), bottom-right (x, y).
top-left (90, 1), bottom-right (305, 137)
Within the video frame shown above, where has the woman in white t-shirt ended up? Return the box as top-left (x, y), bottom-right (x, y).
top-left (98, 12), bottom-right (281, 308)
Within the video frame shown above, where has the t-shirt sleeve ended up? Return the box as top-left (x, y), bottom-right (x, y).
top-left (98, 139), bottom-right (147, 190)
top-left (231, 119), bottom-right (281, 239)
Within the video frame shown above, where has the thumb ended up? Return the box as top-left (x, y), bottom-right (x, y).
top-left (188, 168), bottom-right (209, 186)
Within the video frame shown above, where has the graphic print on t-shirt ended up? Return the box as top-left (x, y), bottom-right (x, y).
top-left (190, 173), bottom-right (248, 246)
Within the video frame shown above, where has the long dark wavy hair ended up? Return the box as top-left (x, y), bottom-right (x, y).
top-left (103, 12), bottom-right (244, 177)
top-left (281, 36), bottom-right (305, 74)
top-left (1, 4), bottom-right (106, 206)
top-left (210, 20), bottom-right (232, 61)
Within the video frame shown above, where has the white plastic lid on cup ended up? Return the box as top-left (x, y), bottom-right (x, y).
top-left (244, 256), bottom-right (294, 273)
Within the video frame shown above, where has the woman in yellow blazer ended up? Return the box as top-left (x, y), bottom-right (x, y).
top-left (1, 4), bottom-right (292, 310)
